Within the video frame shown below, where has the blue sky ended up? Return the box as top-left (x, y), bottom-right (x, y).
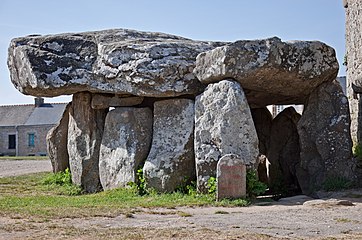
top-left (0, 0), bottom-right (346, 105)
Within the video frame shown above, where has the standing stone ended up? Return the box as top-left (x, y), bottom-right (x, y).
top-left (143, 99), bottom-right (195, 192)
top-left (99, 107), bottom-right (152, 190)
top-left (46, 103), bottom-right (71, 173)
top-left (251, 108), bottom-right (272, 184)
top-left (67, 92), bottom-right (107, 193)
top-left (251, 108), bottom-right (273, 155)
top-left (217, 154), bottom-right (246, 200)
top-left (297, 80), bottom-right (355, 195)
top-left (195, 79), bottom-right (259, 193)
top-left (345, 1), bottom-right (362, 144)
top-left (268, 107), bottom-right (301, 194)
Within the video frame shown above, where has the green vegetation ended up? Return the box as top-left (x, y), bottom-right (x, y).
top-left (41, 168), bottom-right (82, 195)
top-left (322, 176), bottom-right (352, 191)
top-left (0, 172), bottom-right (250, 220)
top-left (206, 176), bottom-right (217, 194)
top-left (353, 143), bottom-right (362, 167)
top-left (0, 156), bottom-right (48, 160)
top-left (127, 168), bottom-right (148, 195)
top-left (246, 169), bottom-right (268, 198)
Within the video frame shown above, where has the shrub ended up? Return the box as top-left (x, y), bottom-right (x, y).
top-left (207, 177), bottom-right (217, 195)
top-left (127, 168), bottom-right (149, 196)
top-left (42, 168), bottom-right (82, 195)
top-left (246, 169), bottom-right (267, 198)
top-left (322, 176), bottom-right (352, 191)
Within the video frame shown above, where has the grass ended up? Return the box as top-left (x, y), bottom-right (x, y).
top-left (0, 156), bottom-right (48, 160)
top-left (322, 176), bottom-right (352, 191)
top-left (0, 172), bottom-right (249, 220)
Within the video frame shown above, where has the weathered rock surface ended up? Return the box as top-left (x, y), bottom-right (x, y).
top-left (216, 154), bottom-right (246, 200)
top-left (46, 102), bottom-right (71, 173)
top-left (297, 80), bottom-right (355, 195)
top-left (99, 107), bottom-right (152, 190)
top-left (143, 99), bottom-right (195, 192)
top-left (345, 1), bottom-right (362, 144)
top-left (194, 37), bottom-right (339, 107)
top-left (8, 29), bottom-right (223, 98)
top-left (68, 92), bottom-right (107, 193)
top-left (251, 108), bottom-right (272, 184)
top-left (268, 107), bottom-right (301, 193)
top-left (91, 94), bottom-right (144, 109)
top-left (303, 199), bottom-right (354, 207)
top-left (251, 108), bottom-right (273, 155)
top-left (195, 79), bottom-right (259, 192)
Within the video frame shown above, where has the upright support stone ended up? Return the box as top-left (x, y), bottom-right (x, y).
top-left (143, 99), bottom-right (195, 192)
top-left (99, 107), bottom-right (152, 190)
top-left (297, 81), bottom-right (355, 195)
top-left (67, 92), bottom-right (107, 193)
top-left (46, 102), bottom-right (71, 173)
top-left (195, 79), bottom-right (259, 193)
top-left (345, 1), bottom-right (362, 143)
top-left (217, 154), bottom-right (246, 201)
top-left (268, 107), bottom-right (301, 194)
top-left (251, 108), bottom-right (273, 184)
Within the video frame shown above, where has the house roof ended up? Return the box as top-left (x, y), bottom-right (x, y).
top-left (0, 102), bottom-right (67, 127)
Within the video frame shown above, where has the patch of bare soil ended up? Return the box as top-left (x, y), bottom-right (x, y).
top-left (0, 160), bottom-right (52, 177)
top-left (1, 194), bottom-right (362, 240)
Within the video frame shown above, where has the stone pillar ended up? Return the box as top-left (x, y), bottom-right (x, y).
top-left (345, 0), bottom-right (362, 144)
top-left (46, 102), bottom-right (71, 173)
top-left (267, 107), bottom-right (301, 194)
top-left (251, 107), bottom-right (273, 184)
top-left (99, 107), bottom-right (152, 190)
top-left (67, 92), bottom-right (107, 193)
top-left (195, 79), bottom-right (259, 193)
top-left (143, 99), bottom-right (195, 192)
top-left (217, 154), bottom-right (246, 201)
top-left (297, 81), bottom-right (355, 195)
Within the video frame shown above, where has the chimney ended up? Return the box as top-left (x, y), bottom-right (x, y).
top-left (34, 97), bottom-right (44, 107)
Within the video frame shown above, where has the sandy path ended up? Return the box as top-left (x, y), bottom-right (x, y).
top-left (0, 159), bottom-right (52, 177)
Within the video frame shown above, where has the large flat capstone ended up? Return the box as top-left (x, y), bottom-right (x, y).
top-left (8, 29), bottom-right (223, 98)
top-left (194, 37), bottom-right (339, 107)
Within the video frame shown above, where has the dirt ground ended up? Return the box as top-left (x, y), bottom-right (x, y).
top-left (0, 159), bottom-right (52, 177)
top-left (0, 160), bottom-right (361, 239)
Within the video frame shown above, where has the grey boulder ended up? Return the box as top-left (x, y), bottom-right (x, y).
top-left (194, 37), bottom-right (339, 107)
top-left (195, 79), bottom-right (259, 192)
top-left (268, 107), bottom-right (301, 193)
top-left (297, 80), bottom-right (355, 194)
top-left (143, 99), bottom-right (195, 192)
top-left (99, 107), bottom-right (152, 190)
top-left (67, 92), bottom-right (107, 193)
top-left (8, 29), bottom-right (223, 98)
top-left (46, 102), bottom-right (71, 173)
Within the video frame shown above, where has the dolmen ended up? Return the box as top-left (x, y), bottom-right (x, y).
top-left (7, 28), bottom-right (357, 195)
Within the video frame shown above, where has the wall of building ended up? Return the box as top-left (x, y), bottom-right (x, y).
top-left (345, 0), bottom-right (362, 144)
top-left (0, 126), bottom-right (17, 156)
top-left (17, 125), bottom-right (54, 156)
top-left (0, 124), bottom-right (54, 156)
